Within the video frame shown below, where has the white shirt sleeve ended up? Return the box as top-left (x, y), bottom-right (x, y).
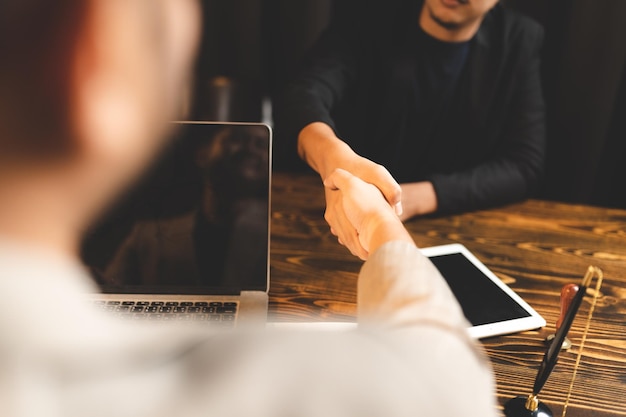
top-left (0, 239), bottom-right (497, 417)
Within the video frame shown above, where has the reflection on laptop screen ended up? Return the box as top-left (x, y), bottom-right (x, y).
top-left (81, 122), bottom-right (271, 295)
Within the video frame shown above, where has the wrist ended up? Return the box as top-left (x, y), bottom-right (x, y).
top-left (360, 213), bottom-right (414, 254)
top-left (298, 122), bottom-right (355, 179)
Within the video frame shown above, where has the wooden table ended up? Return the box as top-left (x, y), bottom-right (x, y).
top-left (269, 172), bottom-right (626, 417)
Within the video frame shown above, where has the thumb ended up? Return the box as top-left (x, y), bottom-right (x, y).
top-left (323, 168), bottom-right (354, 191)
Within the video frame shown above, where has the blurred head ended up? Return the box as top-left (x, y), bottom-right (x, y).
top-left (419, 0), bottom-right (499, 41)
top-left (0, 0), bottom-right (201, 234)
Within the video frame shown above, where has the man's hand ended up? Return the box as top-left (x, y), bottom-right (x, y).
top-left (398, 181), bottom-right (438, 221)
top-left (324, 169), bottom-right (414, 260)
top-left (337, 154), bottom-right (404, 216)
top-left (322, 155), bottom-right (402, 259)
top-left (298, 122), bottom-right (403, 258)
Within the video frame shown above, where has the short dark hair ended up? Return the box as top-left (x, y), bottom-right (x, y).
top-left (0, 1), bottom-right (89, 155)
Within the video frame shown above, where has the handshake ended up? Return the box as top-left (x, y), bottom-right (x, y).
top-left (323, 168), bottom-right (415, 260)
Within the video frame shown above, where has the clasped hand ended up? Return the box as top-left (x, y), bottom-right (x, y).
top-left (323, 163), bottom-right (403, 260)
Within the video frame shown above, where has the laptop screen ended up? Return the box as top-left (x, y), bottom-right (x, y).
top-left (81, 122), bottom-right (271, 295)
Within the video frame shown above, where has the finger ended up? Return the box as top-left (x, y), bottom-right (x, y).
top-left (331, 217), bottom-right (366, 259)
top-left (323, 173), bottom-right (369, 260)
top-left (335, 219), bottom-right (366, 259)
top-left (343, 235), bottom-right (367, 260)
top-left (335, 214), bottom-right (368, 260)
top-left (361, 165), bottom-right (403, 215)
top-left (327, 196), bottom-right (368, 259)
top-left (350, 242), bottom-right (368, 261)
top-left (394, 201), bottom-right (403, 217)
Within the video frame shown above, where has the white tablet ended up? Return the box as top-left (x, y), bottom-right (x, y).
top-left (420, 243), bottom-right (546, 339)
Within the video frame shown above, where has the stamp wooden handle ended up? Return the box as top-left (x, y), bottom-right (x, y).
top-left (556, 283), bottom-right (579, 330)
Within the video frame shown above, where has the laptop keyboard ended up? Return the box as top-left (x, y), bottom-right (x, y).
top-left (93, 300), bottom-right (238, 327)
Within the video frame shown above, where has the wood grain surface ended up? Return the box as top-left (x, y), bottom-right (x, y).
top-left (269, 172), bottom-right (626, 416)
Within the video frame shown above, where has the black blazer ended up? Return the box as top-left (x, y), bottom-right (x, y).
top-left (276, 0), bottom-right (546, 214)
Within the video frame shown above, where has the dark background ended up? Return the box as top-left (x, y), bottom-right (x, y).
top-left (189, 0), bottom-right (626, 210)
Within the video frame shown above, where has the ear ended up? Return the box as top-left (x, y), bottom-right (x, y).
top-left (68, 0), bottom-right (201, 171)
top-left (69, 2), bottom-right (109, 156)
top-left (68, 2), bottom-right (163, 163)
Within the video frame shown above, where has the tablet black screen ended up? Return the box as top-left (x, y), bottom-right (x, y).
top-left (429, 253), bottom-right (531, 326)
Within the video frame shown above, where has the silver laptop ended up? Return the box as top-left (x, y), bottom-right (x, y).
top-left (81, 121), bottom-right (271, 327)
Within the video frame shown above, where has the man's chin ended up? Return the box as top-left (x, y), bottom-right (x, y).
top-left (430, 10), bottom-right (463, 30)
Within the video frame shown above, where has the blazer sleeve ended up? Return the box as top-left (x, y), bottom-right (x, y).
top-left (427, 21), bottom-right (546, 214)
top-left (274, 9), bottom-right (363, 153)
